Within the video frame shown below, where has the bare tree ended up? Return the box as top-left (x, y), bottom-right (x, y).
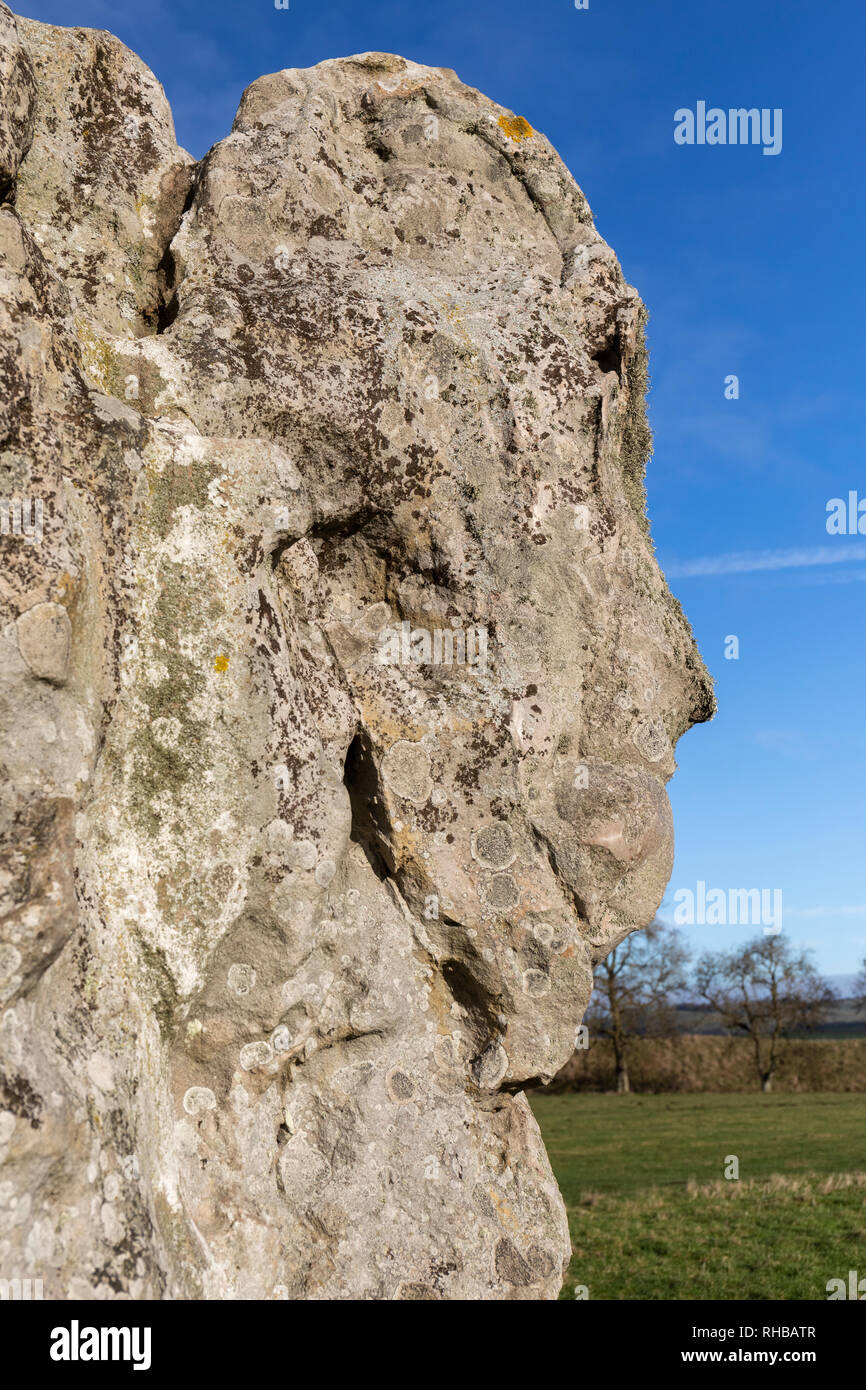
top-left (856, 959), bottom-right (866, 1012)
top-left (586, 921), bottom-right (690, 1094)
top-left (694, 935), bottom-right (835, 1092)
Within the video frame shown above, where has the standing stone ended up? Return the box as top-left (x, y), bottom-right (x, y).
top-left (0, 10), bottom-right (713, 1299)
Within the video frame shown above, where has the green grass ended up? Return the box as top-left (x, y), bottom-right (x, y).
top-left (529, 1093), bottom-right (866, 1299)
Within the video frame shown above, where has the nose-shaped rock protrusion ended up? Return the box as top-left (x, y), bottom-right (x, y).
top-left (555, 757), bottom-right (670, 867)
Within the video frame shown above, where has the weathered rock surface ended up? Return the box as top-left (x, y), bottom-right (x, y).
top-left (0, 2), bottom-right (34, 198)
top-left (0, 6), bottom-right (714, 1299)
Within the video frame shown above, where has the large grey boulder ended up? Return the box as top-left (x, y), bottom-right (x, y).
top-left (0, 8), bottom-right (713, 1298)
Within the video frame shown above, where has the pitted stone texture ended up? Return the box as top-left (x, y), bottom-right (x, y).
top-left (0, 3), bottom-right (36, 197)
top-left (0, 20), bottom-right (713, 1301)
top-left (15, 601), bottom-right (71, 682)
top-left (13, 11), bottom-right (194, 337)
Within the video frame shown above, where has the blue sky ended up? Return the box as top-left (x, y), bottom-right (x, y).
top-left (17, 0), bottom-right (866, 981)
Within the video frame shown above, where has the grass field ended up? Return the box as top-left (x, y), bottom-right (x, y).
top-left (529, 1093), bottom-right (866, 1300)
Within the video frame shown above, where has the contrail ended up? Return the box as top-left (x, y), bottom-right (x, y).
top-left (664, 545), bottom-right (866, 579)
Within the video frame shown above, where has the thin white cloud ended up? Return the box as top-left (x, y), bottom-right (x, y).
top-left (800, 567), bottom-right (866, 585)
top-left (785, 906), bottom-right (866, 919)
top-left (665, 545), bottom-right (866, 578)
top-left (754, 729), bottom-right (816, 759)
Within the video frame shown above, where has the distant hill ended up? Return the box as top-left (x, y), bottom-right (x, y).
top-left (674, 996), bottom-right (866, 1039)
top-left (827, 973), bottom-right (861, 996)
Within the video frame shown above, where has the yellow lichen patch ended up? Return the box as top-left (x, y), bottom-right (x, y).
top-left (437, 298), bottom-right (485, 390)
top-left (498, 113), bottom-right (534, 143)
top-left (74, 314), bottom-right (118, 394)
top-left (213, 653), bottom-right (229, 673)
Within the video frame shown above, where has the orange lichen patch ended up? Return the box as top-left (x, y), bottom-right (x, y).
top-left (489, 1187), bottom-right (518, 1231)
top-left (213, 653), bottom-right (229, 673)
top-left (357, 701), bottom-right (429, 747)
top-left (52, 571), bottom-right (77, 604)
top-left (497, 113), bottom-right (534, 143)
